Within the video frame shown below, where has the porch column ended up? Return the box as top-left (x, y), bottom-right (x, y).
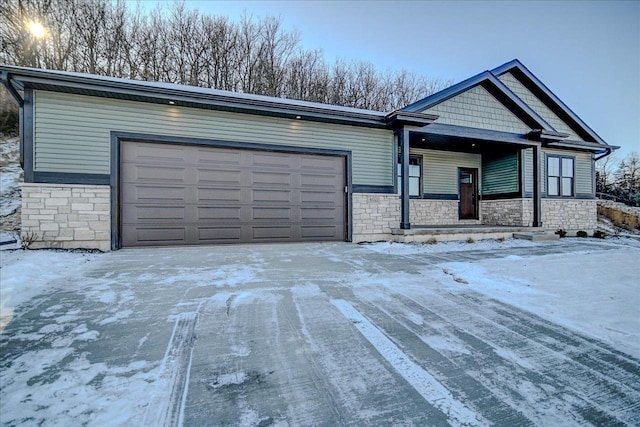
top-left (532, 144), bottom-right (542, 227)
top-left (399, 128), bottom-right (411, 229)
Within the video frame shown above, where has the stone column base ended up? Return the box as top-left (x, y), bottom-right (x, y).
top-left (21, 183), bottom-right (111, 251)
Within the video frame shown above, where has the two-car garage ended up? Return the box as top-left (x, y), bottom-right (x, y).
top-left (119, 140), bottom-right (347, 247)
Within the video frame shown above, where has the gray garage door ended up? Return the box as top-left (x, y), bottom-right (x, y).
top-left (120, 141), bottom-right (346, 247)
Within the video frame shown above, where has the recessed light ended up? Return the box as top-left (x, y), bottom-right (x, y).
top-left (168, 101), bottom-right (175, 105)
top-left (471, 143), bottom-right (476, 147)
top-left (421, 138), bottom-right (425, 142)
top-left (295, 115), bottom-right (301, 119)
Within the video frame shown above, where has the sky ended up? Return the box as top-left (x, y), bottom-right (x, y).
top-left (127, 0), bottom-right (639, 157)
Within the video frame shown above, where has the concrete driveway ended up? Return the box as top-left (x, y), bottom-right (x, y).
top-left (1, 240), bottom-right (639, 426)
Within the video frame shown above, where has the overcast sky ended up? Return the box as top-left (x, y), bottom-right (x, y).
top-left (132, 0), bottom-right (639, 157)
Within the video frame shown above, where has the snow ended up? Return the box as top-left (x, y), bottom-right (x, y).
top-left (332, 299), bottom-right (482, 426)
top-left (440, 247), bottom-right (640, 358)
top-left (0, 137), bottom-right (21, 219)
top-left (362, 238), bottom-right (539, 255)
top-left (0, 250), bottom-right (100, 332)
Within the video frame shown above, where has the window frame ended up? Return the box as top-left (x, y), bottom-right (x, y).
top-left (397, 154), bottom-right (423, 198)
top-left (546, 154), bottom-right (575, 197)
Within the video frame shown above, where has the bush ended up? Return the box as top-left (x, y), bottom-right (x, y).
top-left (593, 230), bottom-right (607, 239)
top-left (426, 237), bottom-right (437, 245)
top-left (576, 230), bottom-right (588, 238)
top-left (555, 229), bottom-right (567, 238)
top-left (466, 237), bottom-right (475, 244)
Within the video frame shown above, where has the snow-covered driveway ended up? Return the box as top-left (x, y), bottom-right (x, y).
top-left (1, 239), bottom-right (639, 426)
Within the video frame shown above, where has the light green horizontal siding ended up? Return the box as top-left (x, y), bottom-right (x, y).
top-left (410, 148), bottom-right (481, 195)
top-left (498, 72), bottom-right (585, 142)
top-left (523, 148), bottom-right (593, 195)
top-left (420, 85), bottom-right (530, 134)
top-left (482, 153), bottom-right (518, 195)
top-left (33, 91), bottom-right (394, 185)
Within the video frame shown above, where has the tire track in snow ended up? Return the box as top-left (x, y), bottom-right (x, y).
top-left (143, 311), bottom-right (198, 427)
top-left (331, 299), bottom-right (482, 427)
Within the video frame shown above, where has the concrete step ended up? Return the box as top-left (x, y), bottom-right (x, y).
top-left (513, 232), bottom-right (559, 242)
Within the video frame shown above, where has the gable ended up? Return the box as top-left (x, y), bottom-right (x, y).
top-left (498, 71), bottom-right (585, 142)
top-left (419, 84), bottom-right (530, 134)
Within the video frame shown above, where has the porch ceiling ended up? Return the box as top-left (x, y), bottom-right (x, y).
top-left (409, 124), bottom-right (533, 154)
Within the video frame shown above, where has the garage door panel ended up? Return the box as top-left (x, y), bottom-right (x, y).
top-left (197, 188), bottom-right (241, 202)
top-left (197, 227), bottom-right (242, 242)
top-left (121, 142), bottom-right (346, 247)
top-left (122, 226), bottom-right (186, 246)
top-left (196, 149), bottom-right (241, 165)
top-left (252, 207), bottom-right (292, 220)
top-left (122, 163), bottom-right (186, 183)
top-left (252, 226), bottom-right (293, 240)
top-left (252, 152), bottom-right (294, 167)
top-left (301, 225), bottom-right (340, 239)
top-left (252, 189), bottom-right (292, 203)
top-left (252, 171), bottom-right (291, 186)
top-left (301, 190), bottom-right (344, 204)
top-left (198, 207), bottom-right (241, 220)
top-left (197, 168), bottom-right (242, 184)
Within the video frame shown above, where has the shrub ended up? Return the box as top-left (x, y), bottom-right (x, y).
top-left (555, 229), bottom-right (567, 238)
top-left (576, 230), bottom-right (588, 238)
top-left (426, 237), bottom-right (437, 245)
top-left (593, 230), bottom-right (607, 239)
top-left (466, 237), bottom-right (475, 244)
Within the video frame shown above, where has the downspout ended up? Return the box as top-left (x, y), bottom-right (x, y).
top-left (594, 147), bottom-right (612, 161)
top-left (0, 71), bottom-right (25, 169)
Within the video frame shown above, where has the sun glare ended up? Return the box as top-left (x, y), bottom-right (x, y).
top-left (27, 21), bottom-right (45, 38)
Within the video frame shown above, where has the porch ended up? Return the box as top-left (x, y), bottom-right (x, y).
top-left (390, 225), bottom-right (557, 243)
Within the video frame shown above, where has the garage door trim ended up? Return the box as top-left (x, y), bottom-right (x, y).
top-left (109, 131), bottom-right (353, 249)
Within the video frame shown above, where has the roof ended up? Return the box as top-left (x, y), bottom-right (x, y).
top-left (491, 59), bottom-right (609, 147)
top-left (0, 65), bottom-right (389, 127)
top-left (402, 59), bottom-right (612, 150)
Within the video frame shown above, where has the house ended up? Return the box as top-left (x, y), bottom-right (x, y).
top-left (0, 60), bottom-right (615, 251)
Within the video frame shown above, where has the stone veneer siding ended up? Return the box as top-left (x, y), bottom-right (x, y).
top-left (410, 199), bottom-right (461, 225)
top-left (21, 183), bottom-right (111, 251)
top-left (542, 199), bottom-right (597, 233)
top-left (352, 193), bottom-right (399, 242)
top-left (481, 199), bottom-right (533, 227)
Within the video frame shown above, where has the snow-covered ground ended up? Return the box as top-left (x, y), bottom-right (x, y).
top-left (1, 136), bottom-right (22, 232)
top-left (1, 240), bottom-right (638, 426)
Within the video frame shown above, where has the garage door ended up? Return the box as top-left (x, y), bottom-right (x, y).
top-left (120, 141), bottom-right (346, 247)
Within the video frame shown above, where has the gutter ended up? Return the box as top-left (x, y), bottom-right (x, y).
top-left (0, 71), bottom-right (24, 107)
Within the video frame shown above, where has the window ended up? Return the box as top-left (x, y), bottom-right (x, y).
top-left (547, 155), bottom-right (574, 197)
top-left (397, 155), bottom-right (422, 197)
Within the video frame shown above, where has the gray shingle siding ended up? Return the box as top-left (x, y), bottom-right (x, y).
top-left (420, 85), bottom-right (530, 134)
top-left (498, 72), bottom-right (585, 142)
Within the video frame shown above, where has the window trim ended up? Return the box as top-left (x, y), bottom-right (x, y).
top-left (546, 154), bottom-right (575, 197)
top-left (397, 154), bottom-right (423, 198)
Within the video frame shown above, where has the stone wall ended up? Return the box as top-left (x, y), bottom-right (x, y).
top-left (542, 199), bottom-right (597, 233)
top-left (481, 199), bottom-right (533, 227)
top-left (352, 193), bottom-right (399, 242)
top-left (410, 199), bottom-right (461, 225)
top-left (21, 183), bottom-right (111, 251)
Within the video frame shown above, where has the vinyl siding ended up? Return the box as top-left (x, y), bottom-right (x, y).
top-left (523, 148), bottom-right (593, 195)
top-left (419, 85), bottom-right (530, 134)
top-left (33, 90), bottom-right (394, 186)
top-left (410, 148), bottom-right (481, 195)
top-left (482, 153), bottom-right (518, 195)
top-left (498, 72), bottom-right (585, 142)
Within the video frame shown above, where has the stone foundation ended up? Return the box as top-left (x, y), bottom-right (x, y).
top-left (410, 199), bottom-right (462, 225)
top-left (21, 183), bottom-right (111, 251)
top-left (352, 193), bottom-right (399, 242)
top-left (481, 198), bottom-right (533, 227)
top-left (542, 199), bottom-right (597, 234)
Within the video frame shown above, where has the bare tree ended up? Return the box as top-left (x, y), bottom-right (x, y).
top-left (0, 0), bottom-right (451, 112)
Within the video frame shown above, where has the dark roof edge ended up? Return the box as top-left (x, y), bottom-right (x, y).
top-left (0, 65), bottom-right (388, 127)
top-left (491, 59), bottom-right (610, 147)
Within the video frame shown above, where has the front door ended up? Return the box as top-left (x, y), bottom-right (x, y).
top-left (459, 168), bottom-right (478, 220)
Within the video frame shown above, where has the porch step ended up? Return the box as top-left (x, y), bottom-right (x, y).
top-left (513, 232), bottom-right (559, 242)
top-left (390, 226), bottom-right (543, 243)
